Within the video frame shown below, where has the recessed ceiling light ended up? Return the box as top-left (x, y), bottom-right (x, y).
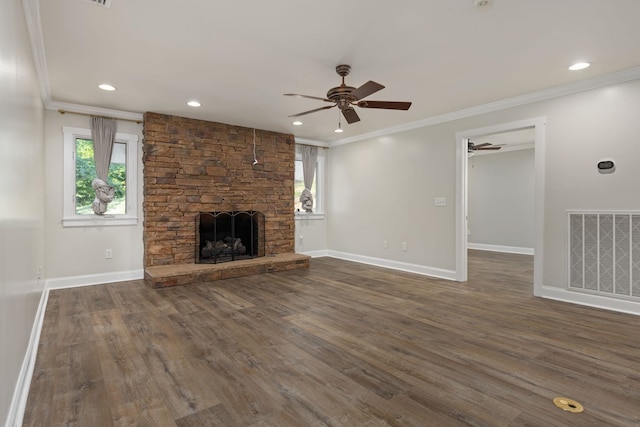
top-left (187, 100), bottom-right (201, 107)
top-left (569, 62), bottom-right (591, 71)
top-left (98, 83), bottom-right (116, 91)
top-left (292, 121), bottom-right (303, 126)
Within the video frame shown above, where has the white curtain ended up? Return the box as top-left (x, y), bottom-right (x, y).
top-left (90, 116), bottom-right (117, 215)
top-left (300, 145), bottom-right (318, 212)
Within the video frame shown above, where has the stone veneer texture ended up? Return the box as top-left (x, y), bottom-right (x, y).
top-left (143, 112), bottom-right (295, 268)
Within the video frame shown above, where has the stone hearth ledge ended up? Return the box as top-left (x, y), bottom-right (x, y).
top-left (144, 253), bottom-right (311, 288)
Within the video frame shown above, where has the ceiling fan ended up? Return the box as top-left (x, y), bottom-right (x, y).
top-left (284, 64), bottom-right (412, 124)
top-left (468, 141), bottom-right (503, 153)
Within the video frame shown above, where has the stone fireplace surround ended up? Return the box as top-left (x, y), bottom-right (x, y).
top-left (142, 112), bottom-right (309, 288)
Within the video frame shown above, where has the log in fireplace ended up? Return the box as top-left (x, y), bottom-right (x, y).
top-left (196, 211), bottom-right (265, 264)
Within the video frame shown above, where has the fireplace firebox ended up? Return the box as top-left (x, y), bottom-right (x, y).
top-left (196, 211), bottom-right (265, 264)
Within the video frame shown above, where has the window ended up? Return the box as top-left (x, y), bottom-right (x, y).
top-left (294, 145), bottom-right (325, 218)
top-left (63, 126), bottom-right (138, 226)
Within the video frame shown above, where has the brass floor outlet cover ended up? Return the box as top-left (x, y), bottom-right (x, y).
top-left (553, 397), bottom-right (584, 413)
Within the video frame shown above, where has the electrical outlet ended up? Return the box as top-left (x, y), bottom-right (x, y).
top-left (105, 249), bottom-right (113, 259)
top-left (384, 240), bottom-right (388, 249)
top-left (37, 266), bottom-right (42, 279)
top-left (299, 236), bottom-right (304, 244)
top-left (402, 242), bottom-right (408, 251)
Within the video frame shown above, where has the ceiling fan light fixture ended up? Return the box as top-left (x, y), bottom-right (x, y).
top-left (187, 100), bottom-right (201, 107)
top-left (569, 62), bottom-right (591, 71)
top-left (334, 108), bottom-right (344, 133)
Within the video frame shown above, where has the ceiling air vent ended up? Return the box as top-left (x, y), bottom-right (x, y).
top-left (83, 0), bottom-right (112, 7)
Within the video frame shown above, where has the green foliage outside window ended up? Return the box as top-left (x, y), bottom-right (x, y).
top-left (75, 138), bottom-right (127, 214)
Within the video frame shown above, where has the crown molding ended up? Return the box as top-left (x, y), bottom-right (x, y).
top-left (331, 66), bottom-right (640, 147)
top-left (22, 0), bottom-right (51, 104)
top-left (21, 0), bottom-right (640, 148)
top-left (46, 101), bottom-right (144, 122)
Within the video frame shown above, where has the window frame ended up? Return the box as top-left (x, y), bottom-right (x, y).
top-left (294, 145), bottom-right (325, 220)
top-left (62, 126), bottom-right (139, 227)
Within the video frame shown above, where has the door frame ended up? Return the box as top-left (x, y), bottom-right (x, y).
top-left (455, 117), bottom-right (546, 296)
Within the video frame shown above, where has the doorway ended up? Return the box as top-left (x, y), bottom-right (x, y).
top-left (455, 118), bottom-right (546, 296)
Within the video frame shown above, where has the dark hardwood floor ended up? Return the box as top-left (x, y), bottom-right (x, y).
top-left (23, 251), bottom-right (640, 426)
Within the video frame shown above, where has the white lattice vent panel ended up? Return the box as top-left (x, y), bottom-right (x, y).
top-left (569, 212), bottom-right (640, 299)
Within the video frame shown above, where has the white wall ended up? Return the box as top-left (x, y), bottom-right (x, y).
top-left (44, 110), bottom-right (144, 284)
top-left (0, 0), bottom-right (46, 424)
top-left (328, 127), bottom-right (456, 272)
top-left (327, 78), bottom-right (640, 295)
top-left (295, 217), bottom-right (327, 254)
top-left (537, 80), bottom-right (640, 288)
top-left (468, 149), bottom-right (535, 250)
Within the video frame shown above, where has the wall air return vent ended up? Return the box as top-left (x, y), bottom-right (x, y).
top-left (83, 0), bottom-right (112, 7)
top-left (568, 211), bottom-right (640, 300)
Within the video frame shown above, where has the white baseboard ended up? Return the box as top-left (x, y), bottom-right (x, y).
top-left (468, 243), bottom-right (534, 255)
top-left (5, 288), bottom-right (49, 427)
top-left (326, 250), bottom-right (457, 281)
top-left (46, 269), bottom-right (144, 290)
top-left (299, 250), bottom-right (330, 258)
top-left (541, 286), bottom-right (640, 316)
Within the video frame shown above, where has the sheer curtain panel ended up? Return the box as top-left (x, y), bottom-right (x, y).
top-left (90, 116), bottom-right (117, 215)
top-left (300, 145), bottom-right (318, 212)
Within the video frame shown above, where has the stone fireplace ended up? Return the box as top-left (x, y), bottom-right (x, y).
top-left (142, 112), bottom-right (309, 288)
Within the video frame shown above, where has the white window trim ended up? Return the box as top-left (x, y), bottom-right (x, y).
top-left (62, 126), bottom-right (139, 227)
top-left (294, 147), bottom-right (326, 220)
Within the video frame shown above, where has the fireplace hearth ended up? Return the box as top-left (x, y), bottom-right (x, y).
top-left (196, 211), bottom-right (265, 264)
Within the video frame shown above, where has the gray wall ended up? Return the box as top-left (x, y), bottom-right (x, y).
top-left (327, 77), bottom-right (640, 289)
top-left (468, 149), bottom-right (535, 249)
top-left (329, 125), bottom-right (456, 269)
top-left (0, 0), bottom-right (46, 423)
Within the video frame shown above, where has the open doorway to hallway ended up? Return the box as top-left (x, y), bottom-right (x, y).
top-left (467, 127), bottom-right (535, 286)
top-left (455, 117), bottom-right (546, 296)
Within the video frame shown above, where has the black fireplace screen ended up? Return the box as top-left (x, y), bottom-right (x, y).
top-left (196, 211), bottom-right (265, 264)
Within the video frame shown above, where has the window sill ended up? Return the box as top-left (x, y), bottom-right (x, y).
top-left (295, 212), bottom-right (325, 221)
top-left (62, 216), bottom-right (138, 227)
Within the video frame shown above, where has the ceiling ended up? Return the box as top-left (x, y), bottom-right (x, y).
top-left (33, 0), bottom-right (640, 143)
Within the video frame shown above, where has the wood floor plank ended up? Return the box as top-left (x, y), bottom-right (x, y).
top-left (23, 251), bottom-right (640, 426)
top-left (51, 342), bottom-right (114, 427)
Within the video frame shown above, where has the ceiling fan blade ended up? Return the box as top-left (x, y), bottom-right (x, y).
top-left (284, 93), bottom-right (333, 102)
top-left (342, 107), bottom-right (360, 124)
top-left (349, 81), bottom-right (385, 101)
top-left (473, 143), bottom-right (492, 148)
top-left (476, 146), bottom-right (502, 150)
top-left (357, 100), bottom-right (412, 110)
top-left (288, 105), bottom-right (336, 118)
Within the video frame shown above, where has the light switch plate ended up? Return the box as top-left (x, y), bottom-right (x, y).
top-left (435, 197), bottom-right (446, 207)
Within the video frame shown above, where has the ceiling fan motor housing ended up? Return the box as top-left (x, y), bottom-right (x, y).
top-left (327, 86), bottom-right (357, 109)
